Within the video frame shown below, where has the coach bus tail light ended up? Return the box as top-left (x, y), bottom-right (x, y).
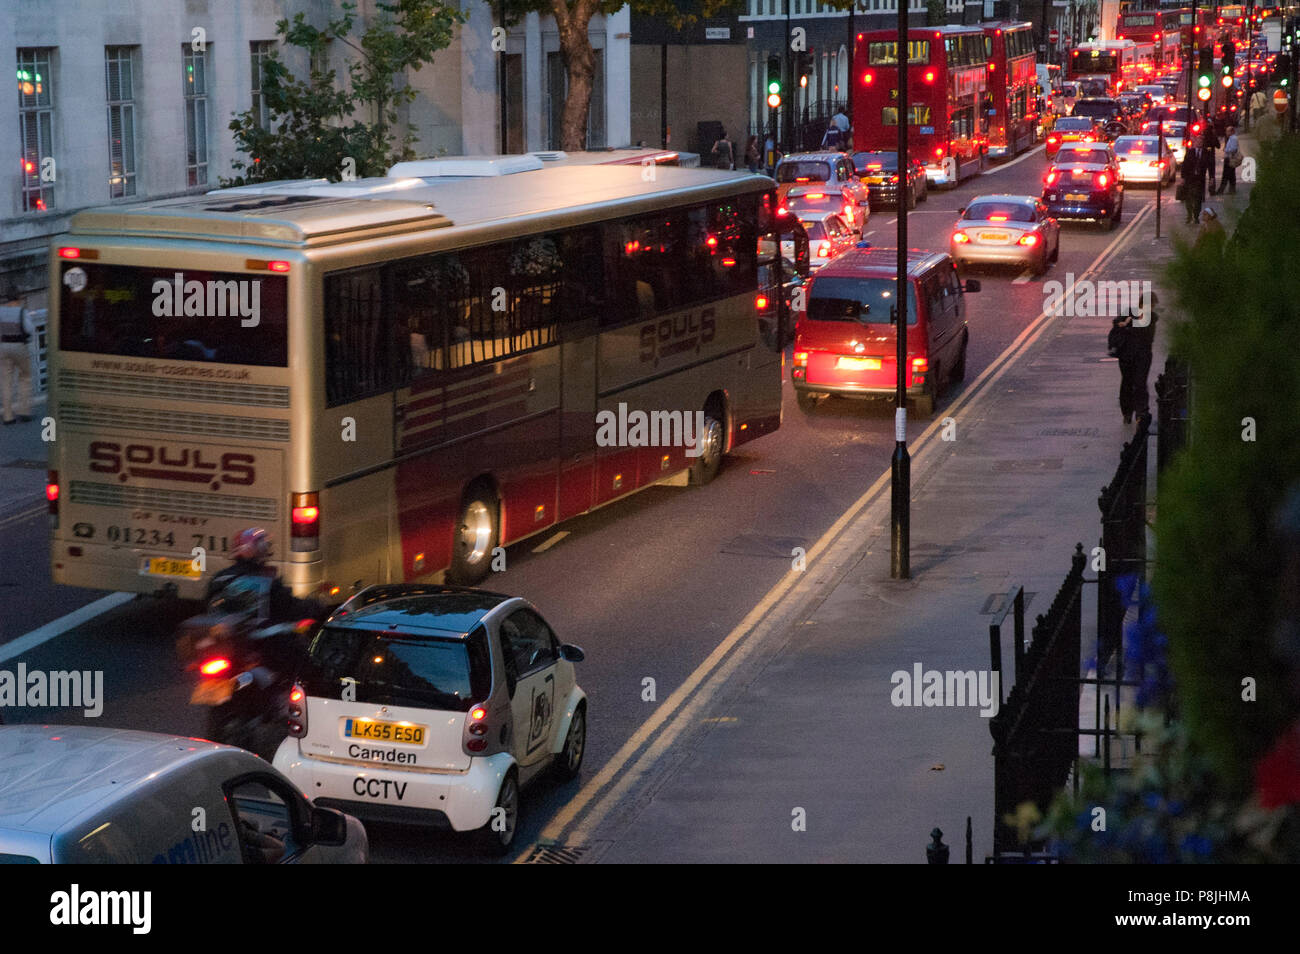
top-left (291, 492), bottom-right (321, 552)
top-left (46, 471), bottom-right (59, 525)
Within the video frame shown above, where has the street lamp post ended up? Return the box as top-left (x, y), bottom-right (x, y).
top-left (891, 0), bottom-right (910, 579)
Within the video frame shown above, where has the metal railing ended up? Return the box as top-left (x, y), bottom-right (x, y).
top-left (1096, 411), bottom-right (1150, 669)
top-left (988, 544), bottom-right (1088, 858)
top-left (1154, 355), bottom-right (1191, 473)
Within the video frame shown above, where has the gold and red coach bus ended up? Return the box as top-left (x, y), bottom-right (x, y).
top-left (854, 24), bottom-right (990, 188)
top-left (46, 157), bottom-right (785, 600)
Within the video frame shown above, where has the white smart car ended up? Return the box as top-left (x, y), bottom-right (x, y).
top-left (273, 585), bottom-right (586, 855)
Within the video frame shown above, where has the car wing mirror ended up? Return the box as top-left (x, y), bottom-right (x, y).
top-left (310, 806), bottom-right (350, 847)
top-left (964, 279), bottom-right (981, 293)
top-left (958, 206), bottom-right (966, 215)
top-left (560, 643), bottom-right (586, 663)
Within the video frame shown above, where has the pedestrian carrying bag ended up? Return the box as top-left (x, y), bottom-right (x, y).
top-left (1228, 149), bottom-right (1243, 168)
top-left (1175, 181), bottom-right (1186, 201)
top-left (1107, 325), bottom-right (1123, 358)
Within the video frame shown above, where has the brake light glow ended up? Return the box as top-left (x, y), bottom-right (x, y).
top-left (804, 192), bottom-right (825, 199)
top-left (201, 658), bottom-right (232, 677)
top-left (291, 491), bottom-right (320, 552)
top-left (1046, 169), bottom-right (1060, 185)
top-left (1017, 233), bottom-right (1041, 247)
top-left (952, 230), bottom-right (970, 243)
top-left (46, 470), bottom-right (58, 524)
top-left (793, 352), bottom-right (808, 364)
top-left (817, 244), bottom-right (830, 257)
top-left (471, 705), bottom-right (487, 722)
top-left (911, 357), bottom-right (928, 372)
top-left (58, 247), bottom-right (99, 260)
top-left (934, 147), bottom-right (944, 158)
top-left (924, 70), bottom-right (935, 83)
top-left (756, 294), bottom-right (770, 311)
top-left (1096, 172), bottom-right (1109, 188)
top-left (863, 71), bottom-right (874, 85)
top-left (988, 214), bottom-right (1008, 222)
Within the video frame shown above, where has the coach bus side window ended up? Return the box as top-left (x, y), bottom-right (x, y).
top-left (324, 266), bottom-right (398, 407)
top-left (391, 256), bottom-right (462, 381)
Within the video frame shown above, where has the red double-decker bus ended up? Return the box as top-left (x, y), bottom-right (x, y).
top-left (1215, 4), bottom-right (1249, 44)
top-left (1116, 8), bottom-right (1183, 73)
top-left (1170, 7), bottom-right (1216, 49)
top-left (983, 22), bottom-right (1040, 159)
top-left (853, 25), bottom-right (989, 188)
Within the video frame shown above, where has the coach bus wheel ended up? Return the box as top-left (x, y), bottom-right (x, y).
top-left (448, 489), bottom-right (499, 584)
top-left (688, 410), bottom-right (724, 486)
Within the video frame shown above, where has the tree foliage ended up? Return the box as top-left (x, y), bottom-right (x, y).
top-left (223, 0), bottom-right (463, 185)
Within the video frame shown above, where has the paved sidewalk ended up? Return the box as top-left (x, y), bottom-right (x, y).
top-left (592, 206), bottom-right (1189, 863)
top-left (0, 394), bottom-right (49, 521)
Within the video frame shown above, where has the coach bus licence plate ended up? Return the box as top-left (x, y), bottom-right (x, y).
top-left (344, 718), bottom-right (426, 745)
top-left (141, 557), bottom-right (201, 579)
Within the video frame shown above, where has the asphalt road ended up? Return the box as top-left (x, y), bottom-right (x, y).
top-left (0, 143), bottom-right (1171, 862)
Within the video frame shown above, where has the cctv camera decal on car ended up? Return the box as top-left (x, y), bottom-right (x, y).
top-left (526, 673), bottom-right (555, 756)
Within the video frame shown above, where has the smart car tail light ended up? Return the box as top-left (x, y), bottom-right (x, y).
top-left (200, 658), bottom-right (232, 677)
top-left (287, 684), bottom-right (307, 737)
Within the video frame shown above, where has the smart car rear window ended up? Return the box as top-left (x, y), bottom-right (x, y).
top-left (302, 625), bottom-right (492, 711)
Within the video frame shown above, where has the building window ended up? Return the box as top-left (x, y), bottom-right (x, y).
top-left (17, 47), bottom-right (55, 212)
top-left (105, 46), bottom-right (137, 198)
top-left (250, 41), bottom-right (275, 129)
top-left (183, 46), bottom-right (209, 187)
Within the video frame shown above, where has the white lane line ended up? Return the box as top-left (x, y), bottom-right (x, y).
top-left (531, 531), bottom-right (569, 554)
top-left (524, 198), bottom-right (1159, 854)
top-left (0, 592), bottom-right (135, 664)
top-left (0, 504), bottom-right (43, 531)
top-left (1012, 269), bottom-right (1035, 284)
top-left (981, 143), bottom-right (1046, 173)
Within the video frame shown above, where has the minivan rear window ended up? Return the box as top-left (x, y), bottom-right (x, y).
top-left (302, 625), bottom-right (492, 711)
top-left (807, 276), bottom-right (917, 325)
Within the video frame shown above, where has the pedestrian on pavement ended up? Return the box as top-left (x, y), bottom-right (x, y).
top-left (1109, 295), bottom-right (1158, 426)
top-left (710, 128), bottom-right (735, 170)
top-left (0, 284), bottom-right (35, 426)
top-left (1215, 125), bottom-right (1240, 195)
top-left (764, 135), bottom-right (783, 176)
top-left (744, 135), bottom-right (761, 173)
top-left (1201, 120), bottom-right (1219, 188)
top-left (1181, 135), bottom-right (1209, 224)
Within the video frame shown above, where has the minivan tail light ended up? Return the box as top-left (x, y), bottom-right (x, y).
top-left (291, 492), bottom-right (320, 552)
top-left (287, 683), bottom-right (307, 736)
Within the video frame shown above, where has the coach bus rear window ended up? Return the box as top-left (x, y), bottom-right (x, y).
top-left (58, 263), bottom-right (288, 367)
top-left (868, 40), bottom-right (930, 65)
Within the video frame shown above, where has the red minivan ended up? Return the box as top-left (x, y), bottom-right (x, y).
top-left (791, 247), bottom-right (978, 416)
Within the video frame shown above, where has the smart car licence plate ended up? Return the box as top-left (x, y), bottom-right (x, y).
top-left (141, 556), bottom-right (201, 579)
top-left (344, 718), bottom-right (426, 745)
top-left (837, 356), bottom-right (881, 370)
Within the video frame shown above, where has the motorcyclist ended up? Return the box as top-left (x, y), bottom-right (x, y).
top-left (206, 528), bottom-right (316, 621)
top-left (204, 527), bottom-right (321, 678)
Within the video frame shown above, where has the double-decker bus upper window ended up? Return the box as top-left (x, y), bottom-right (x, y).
top-left (58, 263), bottom-right (288, 366)
top-left (867, 40), bottom-right (929, 65)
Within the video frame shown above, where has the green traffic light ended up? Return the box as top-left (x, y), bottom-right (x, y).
top-left (1199, 74), bottom-right (1212, 87)
top-left (768, 80), bottom-right (780, 95)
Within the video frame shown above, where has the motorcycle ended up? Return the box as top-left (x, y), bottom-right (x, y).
top-left (175, 573), bottom-right (315, 757)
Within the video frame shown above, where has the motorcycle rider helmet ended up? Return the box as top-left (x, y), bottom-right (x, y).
top-left (231, 527), bottom-right (271, 564)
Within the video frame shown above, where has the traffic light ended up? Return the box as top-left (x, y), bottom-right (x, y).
top-left (1276, 52), bottom-right (1293, 86)
top-left (795, 52), bottom-right (812, 90)
top-left (1197, 47), bottom-right (1214, 101)
top-left (766, 55), bottom-right (782, 109)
